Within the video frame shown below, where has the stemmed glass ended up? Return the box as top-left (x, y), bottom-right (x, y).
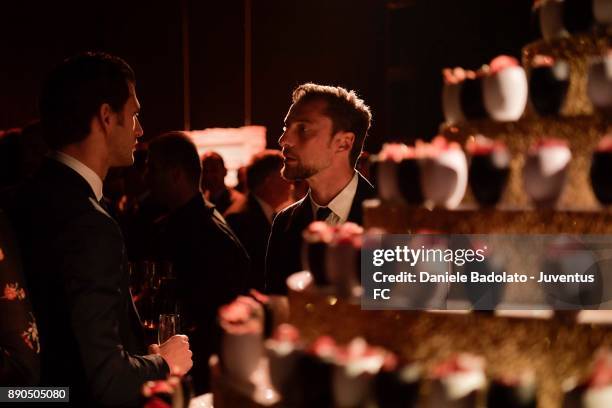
top-left (158, 314), bottom-right (180, 344)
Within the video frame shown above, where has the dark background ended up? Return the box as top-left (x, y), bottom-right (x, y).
top-left (0, 0), bottom-right (534, 152)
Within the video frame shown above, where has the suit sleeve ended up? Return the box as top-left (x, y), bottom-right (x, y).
top-left (265, 212), bottom-right (288, 295)
top-left (58, 212), bottom-right (168, 406)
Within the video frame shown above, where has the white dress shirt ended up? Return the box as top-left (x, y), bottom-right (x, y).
top-left (51, 151), bottom-right (104, 201)
top-left (309, 172), bottom-right (359, 225)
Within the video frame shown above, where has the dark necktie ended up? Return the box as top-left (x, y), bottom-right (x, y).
top-left (315, 206), bottom-right (332, 222)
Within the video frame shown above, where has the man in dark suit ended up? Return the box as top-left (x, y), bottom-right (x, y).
top-left (13, 53), bottom-right (192, 406)
top-left (224, 150), bottom-right (291, 291)
top-left (146, 132), bottom-right (249, 393)
top-left (200, 151), bottom-right (245, 215)
top-left (265, 83), bottom-right (375, 295)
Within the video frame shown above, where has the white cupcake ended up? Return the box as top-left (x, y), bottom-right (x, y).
top-left (483, 55), bottom-right (528, 122)
top-left (563, 349), bottom-right (612, 408)
top-left (420, 136), bottom-right (468, 209)
top-left (375, 143), bottom-right (413, 202)
top-left (326, 223), bottom-right (364, 298)
top-left (265, 324), bottom-right (303, 400)
top-left (426, 353), bottom-right (487, 408)
top-left (535, 0), bottom-right (569, 41)
top-left (332, 338), bottom-right (387, 408)
top-left (442, 68), bottom-right (467, 125)
top-left (218, 296), bottom-right (264, 382)
top-left (522, 138), bottom-right (571, 208)
top-left (587, 54), bottom-right (612, 119)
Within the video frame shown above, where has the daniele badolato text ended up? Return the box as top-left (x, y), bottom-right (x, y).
top-left (370, 246), bottom-right (596, 284)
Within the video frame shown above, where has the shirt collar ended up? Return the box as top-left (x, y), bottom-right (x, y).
top-left (51, 151), bottom-right (104, 201)
top-left (309, 171), bottom-right (358, 224)
top-left (253, 194), bottom-right (275, 224)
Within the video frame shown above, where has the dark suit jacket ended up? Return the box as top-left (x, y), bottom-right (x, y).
top-left (12, 158), bottom-right (168, 407)
top-left (224, 193), bottom-right (271, 292)
top-left (265, 173), bottom-right (375, 295)
top-left (155, 193), bottom-right (249, 393)
top-left (209, 187), bottom-right (244, 215)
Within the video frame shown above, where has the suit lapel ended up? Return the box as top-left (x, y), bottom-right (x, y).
top-left (347, 172), bottom-right (375, 224)
top-left (207, 199), bottom-right (250, 256)
top-left (43, 158), bottom-right (97, 201)
top-left (286, 196), bottom-right (313, 235)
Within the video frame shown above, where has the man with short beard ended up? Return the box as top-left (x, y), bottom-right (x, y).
top-left (264, 83), bottom-right (375, 295)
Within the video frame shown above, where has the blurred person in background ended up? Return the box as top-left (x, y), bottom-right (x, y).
top-left (234, 165), bottom-right (248, 194)
top-left (119, 146), bottom-right (168, 261)
top-left (225, 150), bottom-right (291, 291)
top-left (147, 132), bottom-right (249, 393)
top-left (200, 151), bottom-right (244, 214)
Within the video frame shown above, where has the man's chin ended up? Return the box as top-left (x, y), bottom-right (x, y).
top-left (281, 165), bottom-right (300, 180)
top-left (111, 155), bottom-right (135, 169)
top-left (281, 165), bottom-right (314, 181)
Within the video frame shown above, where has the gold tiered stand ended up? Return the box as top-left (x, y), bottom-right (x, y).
top-left (286, 36), bottom-right (612, 408)
top-left (288, 288), bottom-right (612, 408)
top-left (287, 192), bottom-right (612, 408)
top-left (441, 115), bottom-right (607, 210)
top-left (522, 32), bottom-right (610, 117)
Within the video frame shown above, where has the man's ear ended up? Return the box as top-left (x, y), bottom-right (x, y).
top-left (97, 103), bottom-right (114, 134)
top-left (335, 131), bottom-right (355, 153)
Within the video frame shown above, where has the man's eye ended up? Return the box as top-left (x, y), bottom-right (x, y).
top-left (298, 124), bottom-right (307, 133)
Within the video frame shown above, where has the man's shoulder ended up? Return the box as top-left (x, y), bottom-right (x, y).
top-left (223, 193), bottom-right (250, 218)
top-left (275, 195), bottom-right (308, 222)
top-left (56, 199), bottom-right (121, 242)
top-left (356, 172), bottom-right (375, 197)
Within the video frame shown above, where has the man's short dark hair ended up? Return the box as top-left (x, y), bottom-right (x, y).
top-left (148, 132), bottom-right (202, 186)
top-left (39, 52), bottom-right (135, 150)
top-left (292, 83), bottom-right (372, 167)
top-left (201, 151), bottom-right (226, 169)
top-left (246, 150), bottom-right (284, 192)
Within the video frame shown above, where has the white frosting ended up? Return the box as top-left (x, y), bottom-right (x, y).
top-left (441, 370), bottom-right (486, 400)
top-left (536, 145), bottom-right (571, 176)
top-left (344, 354), bottom-right (386, 377)
top-left (584, 385), bottom-right (612, 408)
top-left (399, 364), bottom-right (422, 383)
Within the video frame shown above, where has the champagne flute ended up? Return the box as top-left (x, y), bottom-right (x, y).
top-left (158, 314), bottom-right (180, 344)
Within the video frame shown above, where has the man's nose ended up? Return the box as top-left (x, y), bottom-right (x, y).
top-left (135, 117), bottom-right (144, 138)
top-left (278, 130), bottom-right (292, 149)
